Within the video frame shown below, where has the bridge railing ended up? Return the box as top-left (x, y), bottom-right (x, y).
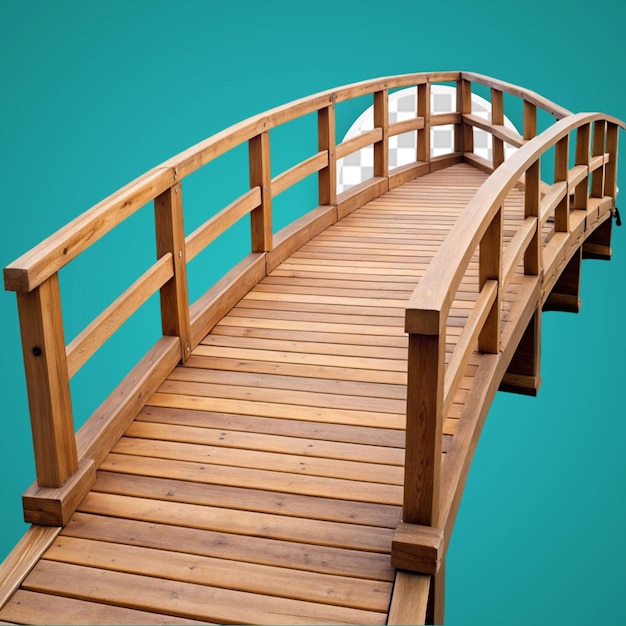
top-left (397, 112), bottom-right (623, 565)
top-left (3, 71), bottom-right (572, 523)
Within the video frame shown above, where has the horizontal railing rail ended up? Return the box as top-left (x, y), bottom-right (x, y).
top-left (3, 71), bottom-right (576, 525)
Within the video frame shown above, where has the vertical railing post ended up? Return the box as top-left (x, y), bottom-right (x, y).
top-left (573, 123), bottom-right (591, 211)
top-left (524, 160), bottom-right (542, 275)
top-left (523, 101), bottom-right (537, 140)
top-left (478, 208), bottom-right (503, 353)
top-left (604, 122), bottom-right (619, 199)
top-left (154, 179), bottom-right (192, 361)
top-left (318, 97), bottom-right (337, 206)
top-left (16, 273), bottom-right (78, 488)
top-left (491, 88), bottom-right (505, 168)
top-left (373, 88), bottom-right (389, 178)
top-left (417, 81), bottom-right (431, 164)
top-left (591, 121), bottom-right (607, 199)
top-left (455, 79), bottom-right (473, 154)
top-left (403, 327), bottom-right (445, 527)
top-left (554, 135), bottom-right (570, 232)
top-left (249, 130), bottom-right (273, 252)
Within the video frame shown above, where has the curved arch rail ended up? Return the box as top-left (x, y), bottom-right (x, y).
top-left (0, 72), bottom-right (621, 624)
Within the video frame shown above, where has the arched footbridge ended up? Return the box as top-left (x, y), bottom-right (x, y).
top-left (0, 71), bottom-right (622, 624)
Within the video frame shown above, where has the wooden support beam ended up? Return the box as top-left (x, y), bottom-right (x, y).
top-left (426, 558), bottom-right (446, 625)
top-left (391, 522), bottom-right (443, 575)
top-left (573, 123), bottom-right (590, 211)
top-left (249, 131), bottom-right (273, 252)
top-left (583, 216), bottom-right (613, 260)
top-left (455, 79), bottom-right (473, 154)
top-left (16, 273), bottom-right (77, 488)
top-left (554, 136), bottom-right (570, 233)
top-left (544, 247), bottom-right (582, 313)
top-left (154, 182), bottom-right (191, 361)
top-left (604, 122), bottom-right (619, 198)
top-left (317, 101), bottom-right (337, 206)
top-left (524, 160), bottom-right (541, 275)
top-left (478, 208), bottom-right (502, 354)
top-left (523, 100), bottom-right (537, 140)
top-left (491, 88), bottom-right (505, 168)
top-left (591, 120), bottom-right (606, 199)
top-left (417, 82), bottom-right (431, 163)
top-left (402, 332), bottom-right (444, 526)
top-left (500, 306), bottom-right (542, 396)
top-left (373, 89), bottom-right (389, 178)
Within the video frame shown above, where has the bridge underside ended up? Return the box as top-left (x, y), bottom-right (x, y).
top-left (0, 163), bottom-right (612, 624)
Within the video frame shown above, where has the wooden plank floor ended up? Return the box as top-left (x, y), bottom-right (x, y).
top-left (0, 163), bottom-right (528, 625)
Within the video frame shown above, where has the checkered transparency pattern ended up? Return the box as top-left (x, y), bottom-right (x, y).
top-left (337, 85), bottom-right (519, 193)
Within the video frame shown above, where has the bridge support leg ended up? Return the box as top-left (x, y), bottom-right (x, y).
top-left (582, 216), bottom-right (613, 260)
top-left (426, 558), bottom-right (445, 625)
top-left (543, 248), bottom-right (582, 313)
top-left (500, 307), bottom-right (542, 396)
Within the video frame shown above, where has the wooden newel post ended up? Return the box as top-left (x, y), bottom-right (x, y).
top-left (554, 135), bottom-right (570, 233)
top-left (249, 131), bottom-right (273, 252)
top-left (479, 208), bottom-right (503, 354)
top-left (417, 82), bottom-right (431, 163)
top-left (605, 122), bottom-right (619, 199)
top-left (591, 120), bottom-right (607, 199)
top-left (523, 101), bottom-right (537, 140)
top-left (16, 273), bottom-right (78, 488)
top-left (402, 328), bottom-right (445, 526)
top-left (491, 88), bottom-right (505, 168)
top-left (373, 88), bottom-right (389, 178)
top-left (155, 181), bottom-right (192, 361)
top-left (455, 79), bottom-right (473, 154)
top-left (524, 160), bottom-right (541, 276)
top-left (318, 99), bottom-right (337, 206)
top-left (574, 123), bottom-right (591, 211)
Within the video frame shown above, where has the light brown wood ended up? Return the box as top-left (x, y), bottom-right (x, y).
top-left (374, 89), bottom-right (389, 177)
top-left (573, 123), bottom-right (590, 210)
top-left (189, 253), bottom-right (266, 347)
top-left (0, 526), bottom-right (61, 611)
top-left (402, 332), bottom-right (444, 526)
top-left (417, 82), bottom-right (430, 164)
top-left (22, 458), bottom-right (95, 526)
top-left (390, 523), bottom-right (443, 575)
top-left (185, 187), bottom-right (261, 261)
top-left (271, 151), bottom-right (328, 198)
top-left (463, 113), bottom-right (524, 148)
top-left (336, 129), bottom-right (383, 160)
top-left (387, 571), bottom-right (430, 625)
top-left (155, 183), bottom-right (192, 361)
top-left (75, 336), bottom-right (181, 466)
top-left (318, 103), bottom-right (337, 205)
top-left (523, 101), bottom-right (537, 140)
top-left (66, 254), bottom-right (174, 377)
top-left (249, 131), bottom-right (273, 252)
top-left (2, 73), bottom-right (623, 626)
top-left (16, 274), bottom-right (77, 488)
top-left (389, 117), bottom-right (425, 137)
top-left (491, 88), bottom-right (505, 168)
top-left (3, 168), bottom-right (175, 293)
top-left (455, 79), bottom-right (473, 154)
top-left (478, 209), bottom-right (502, 353)
top-left (604, 122), bottom-right (619, 198)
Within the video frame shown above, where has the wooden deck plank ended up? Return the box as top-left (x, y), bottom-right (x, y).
top-left (63, 513), bottom-right (396, 581)
top-left (23, 561), bottom-right (387, 625)
top-left (93, 471), bottom-right (401, 527)
top-left (112, 437), bottom-right (405, 484)
top-left (124, 421), bottom-right (405, 465)
top-left (100, 453), bottom-right (404, 505)
top-left (45, 536), bottom-right (393, 611)
top-left (0, 590), bottom-right (206, 625)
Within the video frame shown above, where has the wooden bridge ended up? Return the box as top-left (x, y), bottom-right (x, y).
top-left (0, 71), bottom-right (622, 624)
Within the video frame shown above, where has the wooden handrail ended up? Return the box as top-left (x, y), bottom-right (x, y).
top-left (2, 70), bottom-right (582, 510)
top-left (401, 110), bottom-right (624, 535)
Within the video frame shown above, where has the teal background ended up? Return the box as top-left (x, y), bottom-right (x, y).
top-left (1, 0), bottom-right (624, 623)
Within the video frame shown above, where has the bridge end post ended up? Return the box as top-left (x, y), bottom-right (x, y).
top-left (392, 312), bottom-right (447, 624)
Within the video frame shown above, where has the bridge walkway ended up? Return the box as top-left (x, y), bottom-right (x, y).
top-left (0, 163), bottom-right (513, 624)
